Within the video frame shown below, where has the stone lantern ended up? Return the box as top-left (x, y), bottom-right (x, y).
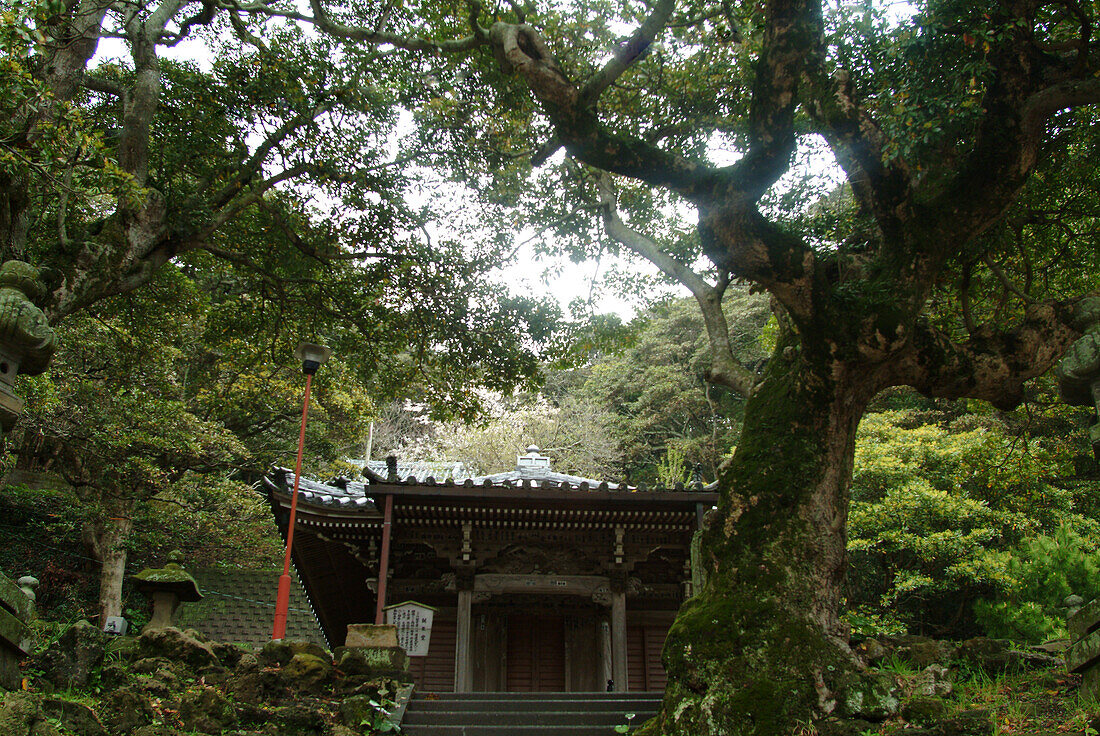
top-left (1057, 297), bottom-right (1100, 461)
top-left (0, 261), bottom-right (58, 431)
top-left (132, 551), bottom-right (204, 633)
top-left (0, 260), bottom-right (56, 690)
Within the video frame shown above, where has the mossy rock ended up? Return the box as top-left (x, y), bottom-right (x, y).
top-left (281, 653), bottom-right (333, 692)
top-left (138, 628), bottom-right (219, 670)
top-left (41, 697), bottom-right (106, 736)
top-left (179, 686), bottom-right (238, 734)
top-left (835, 671), bottom-right (900, 721)
top-left (31, 621), bottom-right (108, 689)
top-left (273, 704), bottom-right (327, 735)
top-left (338, 694), bottom-right (380, 729)
top-left (101, 686), bottom-right (153, 735)
top-left (260, 640), bottom-right (330, 668)
top-left (0, 692), bottom-right (43, 736)
top-left (98, 662), bottom-right (130, 690)
top-left (901, 696), bottom-right (946, 727)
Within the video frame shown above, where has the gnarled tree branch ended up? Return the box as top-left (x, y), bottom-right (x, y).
top-left (896, 300), bottom-right (1086, 409)
top-left (596, 172), bottom-right (758, 397)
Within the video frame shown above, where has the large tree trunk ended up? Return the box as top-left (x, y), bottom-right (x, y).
top-left (82, 510), bottom-right (133, 623)
top-left (644, 339), bottom-right (883, 735)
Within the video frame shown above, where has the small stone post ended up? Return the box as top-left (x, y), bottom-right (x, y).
top-left (131, 551), bottom-right (203, 633)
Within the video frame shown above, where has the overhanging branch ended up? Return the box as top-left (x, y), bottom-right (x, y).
top-left (596, 172), bottom-right (757, 397)
top-left (579, 0), bottom-right (676, 108)
top-left (897, 300), bottom-right (1085, 409)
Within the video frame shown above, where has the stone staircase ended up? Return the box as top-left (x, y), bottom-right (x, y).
top-left (400, 691), bottom-right (663, 736)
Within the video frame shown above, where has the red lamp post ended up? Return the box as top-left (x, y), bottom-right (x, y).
top-left (272, 342), bottom-right (332, 640)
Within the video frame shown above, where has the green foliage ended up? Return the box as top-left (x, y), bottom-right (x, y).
top-left (847, 406), bottom-right (1100, 638)
top-left (654, 445), bottom-right (689, 488)
top-left (359, 697), bottom-right (401, 734)
top-left (0, 0), bottom-right (143, 220)
top-left (557, 293), bottom-right (770, 483)
top-left (974, 525), bottom-right (1100, 642)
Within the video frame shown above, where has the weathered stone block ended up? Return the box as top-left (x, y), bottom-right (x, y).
top-left (0, 606), bottom-right (32, 655)
top-left (0, 641), bottom-right (23, 691)
top-left (1066, 628), bottom-right (1100, 673)
top-left (0, 575), bottom-right (33, 624)
top-left (1082, 665), bottom-right (1100, 702)
top-left (345, 624), bottom-right (399, 648)
top-left (1069, 598), bottom-right (1100, 642)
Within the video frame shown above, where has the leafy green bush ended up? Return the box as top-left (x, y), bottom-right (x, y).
top-left (974, 525), bottom-right (1100, 642)
top-left (846, 409), bottom-right (1099, 638)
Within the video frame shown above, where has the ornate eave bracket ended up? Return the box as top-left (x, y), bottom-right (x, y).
top-left (0, 261), bottom-right (57, 431)
top-left (1057, 297), bottom-right (1100, 458)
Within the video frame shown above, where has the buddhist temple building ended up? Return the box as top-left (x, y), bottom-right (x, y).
top-left (264, 447), bottom-right (715, 693)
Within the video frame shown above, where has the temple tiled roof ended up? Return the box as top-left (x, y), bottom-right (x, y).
top-left (366, 459), bottom-right (471, 483)
top-left (272, 468), bottom-right (378, 510)
top-left (172, 567), bottom-right (325, 647)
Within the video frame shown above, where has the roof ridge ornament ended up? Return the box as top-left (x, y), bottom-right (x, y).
top-left (517, 444), bottom-right (551, 471)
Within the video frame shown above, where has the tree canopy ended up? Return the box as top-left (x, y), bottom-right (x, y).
top-left (4, 0), bottom-right (1100, 732)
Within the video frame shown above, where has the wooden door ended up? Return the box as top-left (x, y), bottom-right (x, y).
top-left (565, 614), bottom-right (600, 691)
top-left (471, 611), bottom-right (507, 691)
top-left (627, 624), bottom-right (668, 692)
top-left (506, 613), bottom-right (565, 691)
top-left (408, 619), bottom-right (456, 693)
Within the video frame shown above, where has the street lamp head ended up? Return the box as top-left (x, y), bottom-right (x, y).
top-left (294, 342), bottom-right (332, 375)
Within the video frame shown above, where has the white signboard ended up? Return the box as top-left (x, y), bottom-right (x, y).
top-left (384, 601), bottom-right (436, 657)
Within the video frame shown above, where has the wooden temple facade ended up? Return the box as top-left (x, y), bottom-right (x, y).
top-left (264, 449), bottom-right (715, 693)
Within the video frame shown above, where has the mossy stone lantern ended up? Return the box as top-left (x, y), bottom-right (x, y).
top-left (0, 261), bottom-right (57, 432)
top-left (132, 551), bottom-right (203, 633)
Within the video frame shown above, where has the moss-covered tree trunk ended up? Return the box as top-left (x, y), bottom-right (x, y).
top-left (646, 340), bottom-right (882, 734)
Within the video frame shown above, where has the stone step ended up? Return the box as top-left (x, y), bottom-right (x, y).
top-left (400, 692), bottom-right (659, 736)
top-left (401, 727), bottom-right (647, 736)
top-left (404, 709), bottom-right (654, 726)
top-left (416, 691), bottom-right (663, 700)
top-left (408, 697), bottom-right (659, 713)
